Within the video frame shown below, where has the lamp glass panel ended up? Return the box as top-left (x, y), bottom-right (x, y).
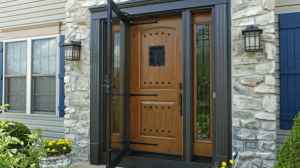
top-left (245, 31), bottom-right (259, 50)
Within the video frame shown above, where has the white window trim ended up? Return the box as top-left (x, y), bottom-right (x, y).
top-left (2, 34), bottom-right (61, 117)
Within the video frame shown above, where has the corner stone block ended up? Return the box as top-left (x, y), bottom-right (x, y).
top-left (255, 11), bottom-right (274, 26)
top-left (257, 132), bottom-right (276, 140)
top-left (264, 141), bottom-right (276, 150)
top-left (265, 75), bottom-right (275, 86)
top-left (255, 61), bottom-right (275, 74)
top-left (232, 5), bottom-right (266, 20)
top-left (255, 112), bottom-right (276, 120)
top-left (65, 134), bottom-right (76, 142)
top-left (256, 152), bottom-right (276, 159)
top-left (232, 0), bottom-right (245, 6)
top-left (65, 107), bottom-right (76, 114)
top-left (254, 86), bottom-right (276, 94)
top-left (233, 95), bottom-right (261, 110)
top-left (233, 128), bottom-right (256, 140)
top-left (262, 25), bottom-right (275, 33)
top-left (77, 141), bottom-right (89, 148)
top-left (239, 151), bottom-right (255, 158)
top-left (262, 0), bottom-right (276, 10)
top-left (262, 95), bottom-right (277, 112)
top-left (233, 111), bottom-right (253, 119)
top-left (233, 65), bottom-right (255, 76)
top-left (265, 43), bottom-right (276, 60)
top-left (261, 122), bottom-right (276, 131)
top-left (233, 119), bottom-right (241, 127)
top-left (261, 34), bottom-right (275, 42)
top-left (64, 120), bottom-right (78, 128)
top-left (78, 150), bottom-right (89, 161)
top-left (233, 85), bottom-right (253, 94)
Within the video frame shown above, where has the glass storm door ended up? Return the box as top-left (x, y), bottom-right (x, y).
top-left (105, 0), bottom-right (130, 167)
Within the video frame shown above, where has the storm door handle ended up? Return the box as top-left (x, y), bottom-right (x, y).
top-left (179, 93), bottom-right (183, 116)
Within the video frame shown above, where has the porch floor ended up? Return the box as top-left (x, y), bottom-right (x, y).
top-left (70, 162), bottom-right (123, 168)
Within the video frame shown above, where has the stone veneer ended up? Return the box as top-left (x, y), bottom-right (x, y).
top-left (232, 0), bottom-right (277, 167)
top-left (64, 0), bottom-right (277, 166)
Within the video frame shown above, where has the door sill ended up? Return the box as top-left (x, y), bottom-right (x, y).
top-left (128, 150), bottom-right (182, 161)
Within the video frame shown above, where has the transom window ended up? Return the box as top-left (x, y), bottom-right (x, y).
top-left (4, 36), bottom-right (59, 115)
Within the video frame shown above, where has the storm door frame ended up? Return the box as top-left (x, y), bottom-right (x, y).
top-left (89, 0), bottom-right (232, 167)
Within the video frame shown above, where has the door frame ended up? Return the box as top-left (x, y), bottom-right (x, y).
top-left (89, 0), bottom-right (232, 167)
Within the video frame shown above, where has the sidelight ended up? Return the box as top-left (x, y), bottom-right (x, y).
top-left (196, 24), bottom-right (211, 140)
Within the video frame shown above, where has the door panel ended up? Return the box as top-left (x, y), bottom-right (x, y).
top-left (130, 16), bottom-right (183, 155)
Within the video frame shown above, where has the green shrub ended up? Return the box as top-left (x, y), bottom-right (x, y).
top-left (0, 124), bottom-right (46, 168)
top-left (0, 120), bottom-right (31, 151)
top-left (275, 112), bottom-right (300, 168)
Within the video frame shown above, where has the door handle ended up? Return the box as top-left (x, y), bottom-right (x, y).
top-left (179, 93), bottom-right (183, 116)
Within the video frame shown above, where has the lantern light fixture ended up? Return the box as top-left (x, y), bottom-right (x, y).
top-left (64, 41), bottom-right (81, 61)
top-left (242, 25), bottom-right (263, 52)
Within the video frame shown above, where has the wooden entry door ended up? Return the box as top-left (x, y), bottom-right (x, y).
top-left (130, 16), bottom-right (183, 155)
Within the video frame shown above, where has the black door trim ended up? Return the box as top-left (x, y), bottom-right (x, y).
top-left (89, 0), bottom-right (231, 166)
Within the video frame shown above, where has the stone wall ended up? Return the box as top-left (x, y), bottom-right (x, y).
top-left (231, 0), bottom-right (277, 167)
top-left (64, 0), bottom-right (128, 165)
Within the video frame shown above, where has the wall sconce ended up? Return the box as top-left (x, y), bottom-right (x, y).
top-left (64, 41), bottom-right (81, 61)
top-left (242, 26), bottom-right (263, 52)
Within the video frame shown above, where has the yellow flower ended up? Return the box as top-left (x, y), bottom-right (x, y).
top-left (221, 167), bottom-right (225, 168)
top-left (230, 160), bottom-right (234, 164)
top-left (59, 139), bottom-right (63, 142)
top-left (65, 138), bottom-right (69, 142)
top-left (70, 141), bottom-right (73, 144)
top-left (70, 145), bottom-right (73, 148)
top-left (222, 162), bottom-right (227, 166)
top-left (49, 142), bottom-right (52, 146)
top-left (63, 147), bottom-right (66, 150)
top-left (44, 139), bottom-right (47, 142)
top-left (52, 149), bottom-right (56, 152)
top-left (47, 148), bottom-right (50, 151)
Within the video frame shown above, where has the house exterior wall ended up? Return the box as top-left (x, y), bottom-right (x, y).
top-left (0, 0), bottom-right (67, 141)
top-left (274, 0), bottom-right (300, 149)
top-left (231, 0), bottom-right (277, 167)
top-left (0, 0), bottom-right (67, 40)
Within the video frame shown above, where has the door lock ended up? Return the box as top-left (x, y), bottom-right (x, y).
top-left (179, 93), bottom-right (183, 116)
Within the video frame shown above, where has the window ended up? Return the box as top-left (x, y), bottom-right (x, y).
top-left (5, 41), bottom-right (27, 112)
top-left (4, 36), bottom-right (59, 115)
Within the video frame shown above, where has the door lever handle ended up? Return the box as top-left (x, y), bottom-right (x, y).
top-left (179, 93), bottom-right (183, 115)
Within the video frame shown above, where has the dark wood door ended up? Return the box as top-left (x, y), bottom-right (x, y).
top-left (130, 16), bottom-right (183, 155)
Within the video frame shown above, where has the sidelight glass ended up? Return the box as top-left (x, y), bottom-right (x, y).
top-left (196, 24), bottom-right (211, 140)
top-left (109, 16), bottom-right (126, 161)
